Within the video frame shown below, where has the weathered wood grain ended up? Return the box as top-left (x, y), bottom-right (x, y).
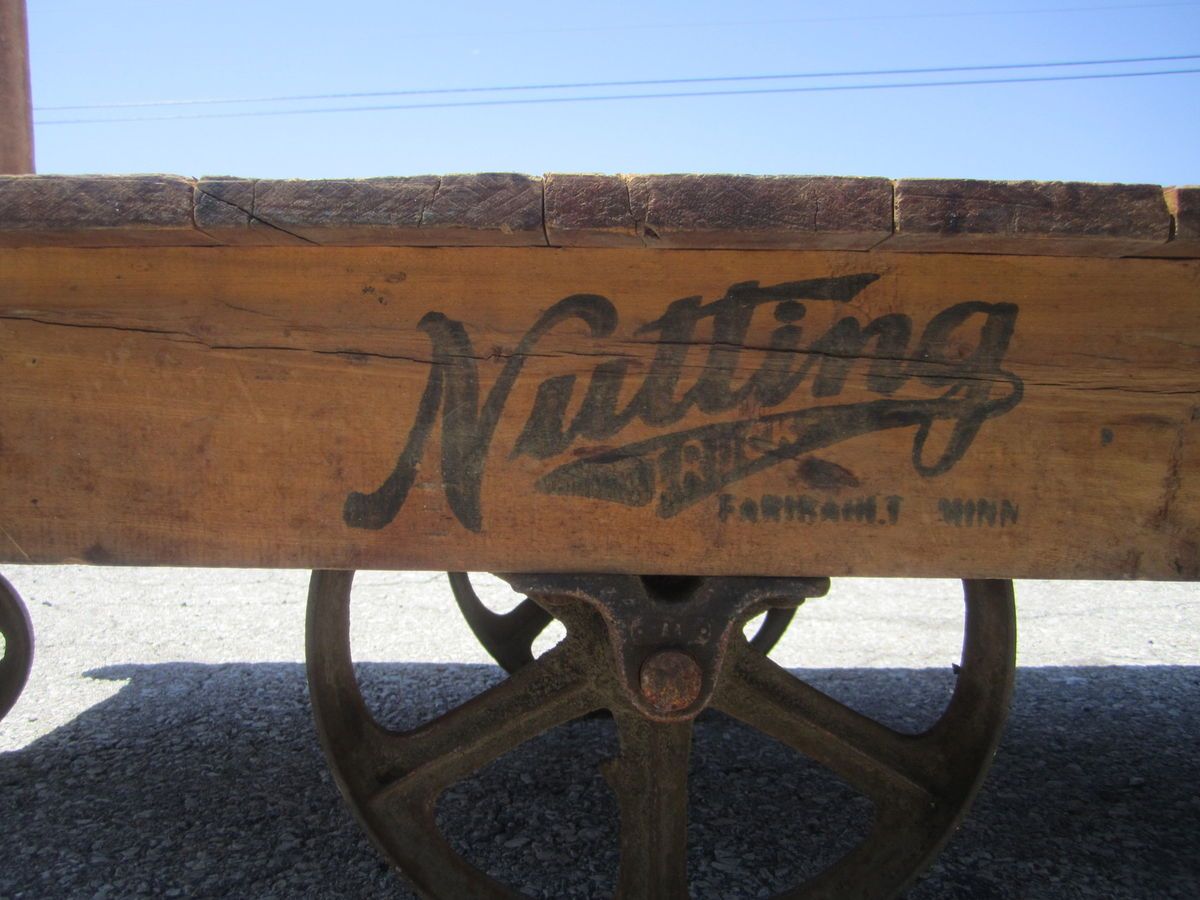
top-left (0, 176), bottom-right (216, 247)
top-left (545, 174), bottom-right (640, 247)
top-left (194, 174), bottom-right (547, 246)
top-left (193, 178), bottom-right (310, 246)
top-left (420, 173), bottom-right (545, 246)
top-left (196, 174), bottom-right (548, 246)
top-left (246, 176), bottom-right (438, 245)
top-left (888, 179), bottom-right (1170, 256)
top-left (627, 175), bottom-right (893, 249)
top-left (1, 246), bottom-right (1196, 579)
top-left (1, 175), bottom-right (1195, 258)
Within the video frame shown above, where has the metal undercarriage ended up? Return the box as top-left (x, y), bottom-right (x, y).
top-left (306, 572), bottom-right (1017, 899)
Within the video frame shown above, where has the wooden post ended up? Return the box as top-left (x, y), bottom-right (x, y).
top-left (0, 0), bottom-right (34, 174)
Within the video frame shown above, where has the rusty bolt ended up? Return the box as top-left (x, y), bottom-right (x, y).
top-left (638, 650), bottom-right (703, 713)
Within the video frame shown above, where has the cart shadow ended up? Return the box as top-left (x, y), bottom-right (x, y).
top-left (0, 663), bottom-right (1197, 899)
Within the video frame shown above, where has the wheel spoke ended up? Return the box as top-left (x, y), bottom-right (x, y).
top-left (308, 570), bottom-right (605, 899)
top-left (605, 712), bottom-right (693, 900)
top-left (748, 606), bottom-right (796, 655)
top-left (448, 572), bottom-right (554, 673)
top-left (712, 640), bottom-right (940, 804)
top-left (370, 639), bottom-right (601, 807)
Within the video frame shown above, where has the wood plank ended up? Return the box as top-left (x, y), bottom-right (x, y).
top-left (626, 175), bottom-right (893, 250)
top-left (196, 175), bottom-right (548, 247)
top-left (0, 176), bottom-right (216, 247)
top-left (246, 176), bottom-right (434, 245)
top-left (3, 175), bottom-right (1196, 258)
top-left (887, 179), bottom-right (1170, 256)
top-left (1, 246), bottom-right (1197, 579)
top-left (545, 174), bottom-right (641, 248)
top-left (193, 178), bottom-right (311, 246)
top-left (419, 173), bottom-right (546, 246)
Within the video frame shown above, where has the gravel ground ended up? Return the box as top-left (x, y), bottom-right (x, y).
top-left (0, 568), bottom-right (1197, 898)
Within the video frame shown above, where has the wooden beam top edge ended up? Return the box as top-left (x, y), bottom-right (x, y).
top-left (0, 173), bottom-right (1195, 257)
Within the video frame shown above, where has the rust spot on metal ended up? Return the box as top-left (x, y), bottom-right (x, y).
top-left (639, 649), bottom-right (702, 712)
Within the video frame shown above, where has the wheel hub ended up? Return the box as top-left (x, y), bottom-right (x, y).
top-left (639, 649), bottom-right (701, 712)
top-left (503, 573), bottom-right (827, 722)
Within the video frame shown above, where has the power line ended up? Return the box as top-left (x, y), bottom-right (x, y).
top-left (35, 53), bottom-right (1200, 112)
top-left (35, 67), bottom-right (1200, 126)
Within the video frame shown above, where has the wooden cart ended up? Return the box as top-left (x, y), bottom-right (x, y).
top-left (1, 170), bottom-right (1197, 898)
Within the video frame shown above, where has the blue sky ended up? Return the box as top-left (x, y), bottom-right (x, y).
top-left (24, 1), bottom-right (1200, 183)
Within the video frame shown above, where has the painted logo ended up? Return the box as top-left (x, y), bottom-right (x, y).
top-left (344, 274), bottom-right (1023, 532)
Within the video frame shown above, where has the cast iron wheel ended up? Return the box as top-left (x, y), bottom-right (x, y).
top-left (0, 574), bottom-right (34, 723)
top-left (447, 571), bottom-right (797, 674)
top-left (306, 573), bottom-right (1015, 900)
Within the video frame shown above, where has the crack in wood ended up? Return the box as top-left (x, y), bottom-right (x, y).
top-left (195, 185), bottom-right (317, 245)
top-left (6, 313), bottom-right (1197, 398)
top-left (0, 314), bottom-right (577, 366)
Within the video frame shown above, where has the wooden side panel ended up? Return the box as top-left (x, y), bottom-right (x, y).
top-left (1, 246), bottom-right (1197, 579)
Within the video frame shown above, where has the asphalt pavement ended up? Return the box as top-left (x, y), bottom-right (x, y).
top-left (1, 568), bottom-right (1197, 898)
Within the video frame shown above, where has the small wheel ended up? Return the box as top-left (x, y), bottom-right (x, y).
top-left (307, 574), bottom-right (1015, 899)
top-left (448, 571), bottom-right (797, 674)
top-left (0, 574), bottom-right (34, 723)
